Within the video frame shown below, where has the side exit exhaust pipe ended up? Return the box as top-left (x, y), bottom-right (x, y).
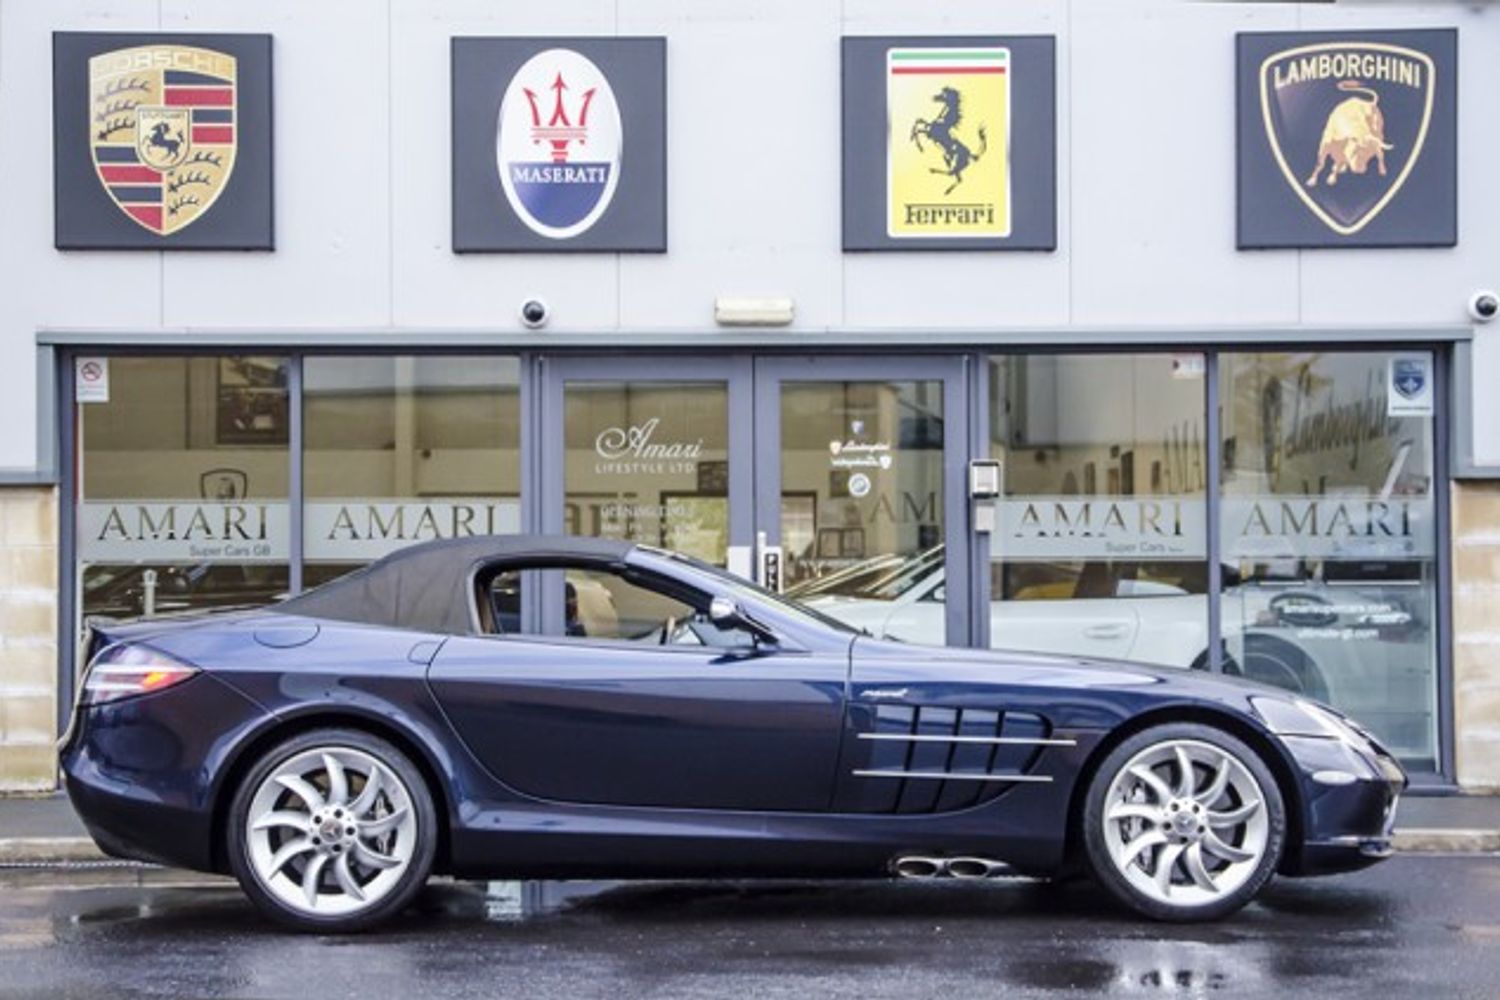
top-left (893, 856), bottom-right (948, 879)
top-left (946, 857), bottom-right (1012, 879)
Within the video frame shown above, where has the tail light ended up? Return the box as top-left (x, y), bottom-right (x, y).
top-left (82, 643), bottom-right (199, 706)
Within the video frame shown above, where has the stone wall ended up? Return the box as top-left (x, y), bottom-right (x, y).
top-left (1454, 480), bottom-right (1500, 792)
top-left (0, 487), bottom-right (57, 793)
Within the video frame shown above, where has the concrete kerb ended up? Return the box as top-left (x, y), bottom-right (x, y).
top-left (0, 832), bottom-right (1495, 867)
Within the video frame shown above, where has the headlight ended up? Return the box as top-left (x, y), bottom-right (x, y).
top-left (82, 643), bottom-right (199, 706)
top-left (1251, 696), bottom-right (1368, 747)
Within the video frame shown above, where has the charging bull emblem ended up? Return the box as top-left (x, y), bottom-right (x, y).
top-left (1259, 42), bottom-right (1434, 235)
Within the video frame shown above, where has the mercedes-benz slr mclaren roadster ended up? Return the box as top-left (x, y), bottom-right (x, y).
top-left (62, 537), bottom-right (1405, 932)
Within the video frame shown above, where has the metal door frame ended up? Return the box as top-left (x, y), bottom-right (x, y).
top-left (752, 355), bottom-right (974, 647)
top-left (536, 353), bottom-right (755, 631)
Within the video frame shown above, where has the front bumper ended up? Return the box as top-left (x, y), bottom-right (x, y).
top-left (1278, 733), bottom-right (1406, 877)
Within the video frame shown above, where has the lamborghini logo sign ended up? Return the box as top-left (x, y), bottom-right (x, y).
top-left (88, 44), bottom-right (238, 236)
top-left (1259, 42), bottom-right (1434, 236)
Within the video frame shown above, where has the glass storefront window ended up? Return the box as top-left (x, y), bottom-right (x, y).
top-left (303, 357), bottom-right (521, 585)
top-left (562, 381), bottom-right (730, 565)
top-left (779, 380), bottom-right (947, 642)
top-left (1220, 351), bottom-right (1438, 768)
top-left (78, 356), bottom-right (291, 621)
top-left (988, 355), bottom-right (1209, 667)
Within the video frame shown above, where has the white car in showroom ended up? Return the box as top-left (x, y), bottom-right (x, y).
top-left (789, 547), bottom-right (1429, 753)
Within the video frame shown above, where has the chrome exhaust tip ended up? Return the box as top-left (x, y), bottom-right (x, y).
top-left (946, 857), bottom-right (1008, 879)
top-left (892, 856), bottom-right (947, 879)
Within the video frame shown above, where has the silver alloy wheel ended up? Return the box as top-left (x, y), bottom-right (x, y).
top-left (244, 746), bottom-right (418, 918)
top-left (1100, 738), bottom-right (1270, 909)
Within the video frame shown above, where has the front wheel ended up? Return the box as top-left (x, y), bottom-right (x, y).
top-left (227, 728), bottom-right (437, 932)
top-left (1081, 723), bottom-right (1285, 921)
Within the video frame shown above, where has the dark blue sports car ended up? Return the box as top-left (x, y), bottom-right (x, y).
top-left (62, 536), bottom-right (1405, 932)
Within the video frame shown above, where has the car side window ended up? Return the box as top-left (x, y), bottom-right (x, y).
top-left (483, 564), bottom-right (757, 649)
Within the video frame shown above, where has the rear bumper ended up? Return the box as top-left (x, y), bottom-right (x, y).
top-left (60, 673), bottom-right (269, 873)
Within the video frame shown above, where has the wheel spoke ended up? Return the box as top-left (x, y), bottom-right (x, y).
top-left (274, 774), bottom-right (325, 812)
top-left (1120, 829), bottom-right (1167, 869)
top-left (1202, 829), bottom-right (1256, 864)
top-left (360, 807), bottom-right (409, 838)
top-left (333, 854), bottom-right (366, 902)
top-left (1154, 842), bottom-right (1185, 896)
top-left (1106, 802), bottom-right (1161, 825)
top-left (1195, 755), bottom-right (1231, 808)
top-left (1127, 765), bottom-right (1174, 804)
top-left (1184, 842), bottom-right (1219, 892)
top-left (354, 841), bottom-right (401, 871)
top-left (1208, 800), bottom-right (1261, 827)
top-left (251, 810), bottom-right (310, 834)
top-left (301, 853), bottom-right (329, 908)
top-left (267, 836), bottom-right (315, 874)
top-left (348, 768), bottom-right (383, 817)
top-left (1173, 745), bottom-right (1195, 798)
top-left (322, 753), bottom-right (349, 807)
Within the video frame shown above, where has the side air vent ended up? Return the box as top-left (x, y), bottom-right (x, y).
top-left (847, 705), bottom-right (1072, 814)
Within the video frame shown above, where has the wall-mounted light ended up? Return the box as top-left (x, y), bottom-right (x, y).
top-left (714, 297), bottom-right (795, 327)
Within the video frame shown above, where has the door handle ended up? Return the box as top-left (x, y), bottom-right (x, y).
top-left (1083, 623), bottom-right (1130, 640)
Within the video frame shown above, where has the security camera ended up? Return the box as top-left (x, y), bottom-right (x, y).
top-left (519, 299), bottom-right (550, 329)
top-left (1469, 291), bottom-right (1499, 323)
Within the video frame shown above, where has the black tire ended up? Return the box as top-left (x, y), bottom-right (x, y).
top-left (227, 728), bottom-right (438, 933)
top-left (1081, 722), bottom-right (1286, 922)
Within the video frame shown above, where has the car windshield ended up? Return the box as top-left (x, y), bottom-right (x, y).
top-left (787, 546), bottom-right (945, 601)
top-left (641, 548), bottom-right (862, 636)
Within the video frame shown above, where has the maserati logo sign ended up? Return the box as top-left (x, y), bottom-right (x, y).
top-left (452, 37), bottom-right (664, 252)
top-left (1259, 42), bottom-right (1433, 236)
top-left (89, 44), bottom-right (238, 236)
top-left (841, 35), bottom-right (1056, 251)
top-left (497, 49), bottom-right (623, 239)
top-left (1236, 29), bottom-right (1456, 248)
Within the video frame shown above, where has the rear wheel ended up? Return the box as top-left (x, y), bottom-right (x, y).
top-left (1081, 723), bottom-right (1285, 921)
top-left (227, 728), bottom-right (437, 932)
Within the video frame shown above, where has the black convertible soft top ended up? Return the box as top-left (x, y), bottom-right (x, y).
top-left (279, 535), bottom-right (635, 634)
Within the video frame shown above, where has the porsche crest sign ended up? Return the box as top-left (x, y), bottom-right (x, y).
top-left (54, 33), bottom-right (273, 249)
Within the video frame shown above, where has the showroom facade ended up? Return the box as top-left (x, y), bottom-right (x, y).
top-left (1, 1), bottom-right (1498, 794)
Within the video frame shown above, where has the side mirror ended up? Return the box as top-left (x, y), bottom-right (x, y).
top-left (709, 596), bottom-right (776, 645)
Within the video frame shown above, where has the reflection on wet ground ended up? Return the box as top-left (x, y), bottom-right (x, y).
top-left (0, 856), bottom-right (1496, 998)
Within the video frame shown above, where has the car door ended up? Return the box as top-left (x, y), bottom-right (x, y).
top-left (426, 562), bottom-right (849, 811)
top-left (989, 597), bottom-right (1140, 660)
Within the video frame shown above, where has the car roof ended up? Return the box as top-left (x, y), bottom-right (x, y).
top-left (278, 534), bottom-right (636, 634)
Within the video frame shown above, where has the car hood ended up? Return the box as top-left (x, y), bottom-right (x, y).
top-left (848, 634), bottom-right (1303, 720)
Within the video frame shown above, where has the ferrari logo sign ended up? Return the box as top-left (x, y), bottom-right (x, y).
top-left (886, 47), bottom-right (1011, 238)
top-left (88, 44), bottom-right (238, 236)
top-left (1259, 42), bottom-right (1433, 236)
top-left (843, 36), bottom-right (1054, 251)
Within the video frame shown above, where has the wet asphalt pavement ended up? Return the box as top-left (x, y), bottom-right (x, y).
top-left (0, 856), bottom-right (1496, 999)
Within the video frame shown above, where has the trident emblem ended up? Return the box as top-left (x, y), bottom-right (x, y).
top-left (523, 72), bottom-right (598, 163)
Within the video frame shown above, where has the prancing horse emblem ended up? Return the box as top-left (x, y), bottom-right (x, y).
top-left (909, 86), bottom-right (988, 195)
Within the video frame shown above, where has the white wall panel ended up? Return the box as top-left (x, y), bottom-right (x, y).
top-left (840, 0), bottom-right (1068, 328)
top-left (0, 0), bottom-right (1494, 465)
top-left (389, 0), bottom-right (620, 330)
top-left (615, 0), bottom-right (841, 331)
top-left (158, 0), bottom-right (391, 327)
top-left (0, 1), bottom-right (163, 468)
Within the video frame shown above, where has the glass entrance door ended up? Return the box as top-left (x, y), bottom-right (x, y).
top-left (541, 357), bottom-right (753, 568)
top-left (755, 357), bottom-right (970, 646)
